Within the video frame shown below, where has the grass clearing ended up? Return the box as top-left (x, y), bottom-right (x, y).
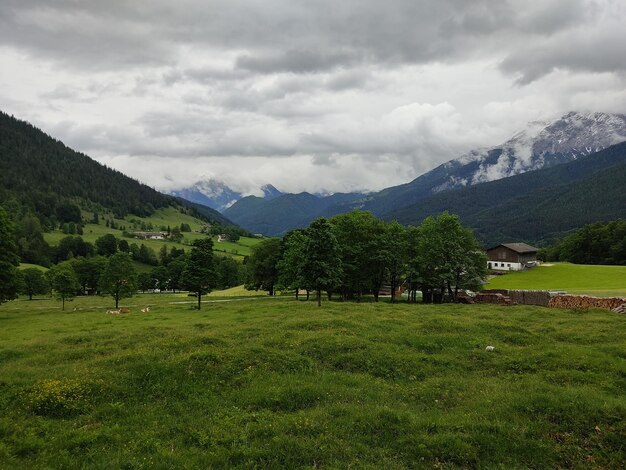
top-left (43, 207), bottom-right (261, 260)
top-left (486, 262), bottom-right (626, 297)
top-left (0, 296), bottom-right (624, 468)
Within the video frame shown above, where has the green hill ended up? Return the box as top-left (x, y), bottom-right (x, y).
top-left (0, 111), bottom-right (234, 229)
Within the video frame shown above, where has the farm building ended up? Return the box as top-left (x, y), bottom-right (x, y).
top-left (486, 243), bottom-right (539, 271)
top-left (133, 231), bottom-right (168, 240)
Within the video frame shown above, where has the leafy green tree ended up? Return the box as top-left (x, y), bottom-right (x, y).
top-left (330, 211), bottom-right (386, 300)
top-left (245, 238), bottom-right (282, 295)
top-left (99, 253), bottom-right (137, 308)
top-left (411, 213), bottom-right (487, 303)
top-left (20, 268), bottom-right (50, 300)
top-left (151, 265), bottom-right (170, 292)
top-left (277, 229), bottom-right (308, 299)
top-left (138, 244), bottom-right (158, 265)
top-left (56, 236), bottom-right (94, 262)
top-left (95, 234), bottom-right (118, 256)
top-left (182, 238), bottom-right (216, 309)
top-left (137, 272), bottom-right (154, 293)
top-left (71, 256), bottom-right (106, 295)
top-left (180, 223), bottom-right (191, 232)
top-left (301, 218), bottom-right (342, 307)
top-left (215, 257), bottom-right (242, 290)
top-left (48, 262), bottom-right (80, 310)
top-left (384, 221), bottom-right (408, 303)
top-left (167, 258), bottom-right (187, 293)
top-left (118, 239), bottom-right (130, 252)
top-left (0, 207), bottom-right (21, 304)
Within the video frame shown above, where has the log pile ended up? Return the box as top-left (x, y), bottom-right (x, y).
top-left (475, 292), bottom-right (512, 305)
top-left (548, 295), bottom-right (626, 310)
top-left (507, 290), bottom-right (559, 307)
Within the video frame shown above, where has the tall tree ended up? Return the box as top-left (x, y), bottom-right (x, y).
top-left (301, 218), bottom-right (342, 307)
top-left (277, 229), bottom-right (308, 299)
top-left (95, 234), bottom-right (118, 256)
top-left (384, 221), bottom-right (408, 303)
top-left (0, 207), bottom-right (21, 304)
top-left (99, 252), bottom-right (137, 308)
top-left (72, 256), bottom-right (107, 295)
top-left (182, 238), bottom-right (216, 309)
top-left (245, 238), bottom-right (282, 295)
top-left (48, 262), bottom-right (80, 310)
top-left (20, 267), bottom-right (49, 300)
top-left (411, 212), bottom-right (487, 303)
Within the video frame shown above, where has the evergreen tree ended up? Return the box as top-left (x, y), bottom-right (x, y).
top-left (182, 238), bottom-right (216, 309)
top-left (0, 207), bottom-right (20, 304)
top-left (277, 229), bottom-right (308, 299)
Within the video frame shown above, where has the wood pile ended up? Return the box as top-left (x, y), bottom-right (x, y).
top-left (475, 292), bottom-right (512, 305)
top-left (507, 290), bottom-right (559, 307)
top-left (548, 295), bottom-right (626, 310)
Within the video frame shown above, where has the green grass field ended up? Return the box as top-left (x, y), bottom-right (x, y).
top-left (486, 262), bottom-right (626, 297)
top-left (0, 296), bottom-right (624, 468)
top-left (43, 207), bottom-right (261, 260)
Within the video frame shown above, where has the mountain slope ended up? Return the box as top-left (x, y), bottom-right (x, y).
top-left (0, 111), bottom-right (236, 228)
top-left (223, 191), bottom-right (363, 235)
top-left (323, 111), bottom-right (626, 218)
top-left (383, 141), bottom-right (626, 245)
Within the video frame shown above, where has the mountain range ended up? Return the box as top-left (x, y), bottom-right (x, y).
top-left (206, 111), bottom-right (626, 241)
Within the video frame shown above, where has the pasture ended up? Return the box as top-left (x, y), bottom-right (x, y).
top-left (42, 207), bottom-right (261, 261)
top-left (0, 295), bottom-right (624, 468)
top-left (486, 262), bottom-right (626, 297)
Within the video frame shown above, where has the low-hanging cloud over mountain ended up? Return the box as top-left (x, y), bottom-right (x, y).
top-left (1, 0), bottom-right (625, 194)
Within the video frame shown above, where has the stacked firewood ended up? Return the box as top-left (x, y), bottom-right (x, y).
top-left (475, 292), bottom-right (512, 305)
top-left (548, 295), bottom-right (626, 310)
top-left (612, 304), bottom-right (626, 314)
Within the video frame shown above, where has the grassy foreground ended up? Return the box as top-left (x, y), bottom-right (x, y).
top-left (486, 262), bottom-right (626, 297)
top-left (0, 297), bottom-right (625, 468)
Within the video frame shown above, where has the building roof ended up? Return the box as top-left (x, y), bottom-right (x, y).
top-left (488, 242), bottom-right (539, 253)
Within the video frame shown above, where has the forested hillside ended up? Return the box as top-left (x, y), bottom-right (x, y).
top-left (384, 141), bottom-right (626, 246)
top-left (0, 111), bottom-right (233, 229)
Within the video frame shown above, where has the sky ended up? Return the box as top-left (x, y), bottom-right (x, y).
top-left (1, 0), bottom-right (625, 196)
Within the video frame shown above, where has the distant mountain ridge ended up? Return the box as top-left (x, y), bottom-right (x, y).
top-left (220, 111), bottom-right (626, 236)
top-left (169, 180), bottom-right (283, 212)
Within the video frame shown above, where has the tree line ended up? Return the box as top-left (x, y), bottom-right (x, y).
top-left (539, 219), bottom-right (626, 265)
top-left (245, 211), bottom-right (487, 306)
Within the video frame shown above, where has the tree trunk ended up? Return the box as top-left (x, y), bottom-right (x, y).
top-left (62, 297), bottom-right (65, 311)
top-left (316, 289), bottom-right (321, 307)
top-left (391, 277), bottom-right (396, 304)
top-left (295, 288), bottom-right (299, 300)
top-left (29, 293), bottom-right (33, 301)
top-left (115, 293), bottom-right (119, 309)
top-left (306, 290), bottom-right (310, 301)
top-left (198, 292), bottom-right (201, 310)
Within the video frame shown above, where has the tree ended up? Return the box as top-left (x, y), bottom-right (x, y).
top-left (245, 238), bottom-right (282, 295)
top-left (118, 239), bottom-right (130, 253)
top-left (0, 207), bottom-right (21, 304)
top-left (99, 253), bottom-right (137, 308)
top-left (151, 265), bottom-right (170, 292)
top-left (277, 229), bottom-right (308, 299)
top-left (72, 256), bottom-right (106, 295)
top-left (215, 257), bottom-right (242, 290)
top-left (384, 221), bottom-right (408, 303)
top-left (16, 214), bottom-right (51, 266)
top-left (167, 258), bottom-right (186, 293)
top-left (137, 272), bottom-right (154, 293)
top-left (20, 268), bottom-right (50, 300)
top-left (48, 262), bottom-right (80, 310)
top-left (301, 218), bottom-right (342, 307)
top-left (411, 213), bottom-right (487, 303)
top-left (182, 238), bottom-right (216, 309)
top-left (95, 234), bottom-right (118, 256)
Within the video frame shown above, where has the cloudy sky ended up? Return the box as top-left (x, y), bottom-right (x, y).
top-left (1, 0), bottom-right (625, 196)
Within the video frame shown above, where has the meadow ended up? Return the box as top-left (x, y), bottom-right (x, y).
top-left (0, 294), bottom-right (624, 468)
top-left (486, 262), bottom-right (626, 297)
top-left (42, 207), bottom-right (261, 262)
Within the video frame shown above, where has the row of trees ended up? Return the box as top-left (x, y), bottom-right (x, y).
top-left (539, 219), bottom-right (626, 265)
top-left (246, 211), bottom-right (487, 306)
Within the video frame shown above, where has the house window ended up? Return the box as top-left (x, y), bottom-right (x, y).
top-left (507, 264), bottom-right (511, 267)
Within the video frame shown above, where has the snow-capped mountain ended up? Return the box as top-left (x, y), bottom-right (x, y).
top-left (169, 179), bottom-right (283, 212)
top-left (433, 111), bottom-right (626, 192)
top-left (323, 111), bottom-right (626, 217)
